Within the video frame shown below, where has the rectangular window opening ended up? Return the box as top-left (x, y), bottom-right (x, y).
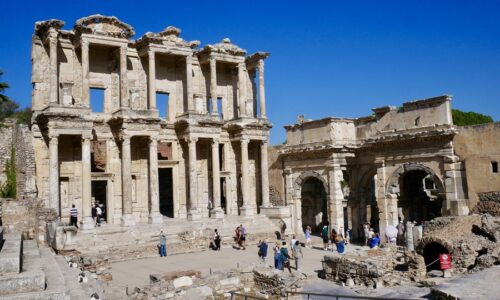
top-left (492, 161), bottom-right (498, 173)
top-left (90, 88), bottom-right (105, 113)
top-left (207, 98), bottom-right (213, 114)
top-left (157, 92), bottom-right (169, 119)
top-left (219, 143), bottom-right (224, 171)
top-left (217, 97), bottom-right (223, 119)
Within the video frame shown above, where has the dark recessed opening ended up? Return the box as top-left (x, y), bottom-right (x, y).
top-left (492, 161), bottom-right (498, 173)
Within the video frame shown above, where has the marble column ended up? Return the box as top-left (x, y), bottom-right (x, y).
top-left (239, 138), bottom-right (253, 216)
top-left (81, 135), bottom-right (94, 229)
top-left (81, 39), bottom-right (89, 107)
top-left (148, 50), bottom-right (156, 110)
top-left (49, 135), bottom-right (59, 214)
top-left (237, 62), bottom-right (247, 118)
top-left (121, 135), bottom-right (135, 226)
top-left (187, 137), bottom-right (201, 221)
top-left (148, 136), bottom-right (162, 223)
top-left (186, 55), bottom-right (194, 113)
top-left (209, 56), bottom-right (218, 116)
top-left (120, 45), bottom-right (129, 109)
top-left (328, 166), bottom-right (345, 233)
top-left (260, 141), bottom-right (270, 208)
top-left (257, 59), bottom-right (267, 119)
top-left (211, 139), bottom-right (224, 219)
top-left (49, 30), bottom-right (58, 104)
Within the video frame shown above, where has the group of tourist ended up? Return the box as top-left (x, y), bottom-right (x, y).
top-left (362, 222), bottom-right (381, 248)
top-left (67, 202), bottom-right (104, 230)
top-left (257, 238), bottom-right (304, 272)
top-left (233, 224), bottom-right (247, 250)
top-left (320, 225), bottom-right (347, 254)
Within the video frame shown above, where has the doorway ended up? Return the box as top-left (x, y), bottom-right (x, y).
top-left (220, 177), bottom-right (227, 214)
top-left (159, 168), bottom-right (173, 217)
top-left (301, 177), bottom-right (328, 233)
top-left (91, 180), bottom-right (107, 222)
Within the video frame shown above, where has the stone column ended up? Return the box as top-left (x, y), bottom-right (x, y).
top-left (211, 139), bottom-right (223, 219)
top-left (49, 134), bottom-right (60, 214)
top-left (81, 39), bottom-right (89, 107)
top-left (375, 161), bottom-right (389, 239)
top-left (260, 141), bottom-right (270, 208)
top-left (148, 50), bottom-right (156, 110)
top-left (120, 45), bottom-right (129, 109)
top-left (81, 135), bottom-right (94, 230)
top-left (49, 30), bottom-right (58, 104)
top-left (186, 55), bottom-right (194, 113)
top-left (121, 135), bottom-right (135, 226)
top-left (148, 136), bottom-right (162, 224)
top-left (237, 62), bottom-right (247, 118)
top-left (406, 221), bottom-right (415, 251)
top-left (328, 166), bottom-right (345, 233)
top-left (209, 56), bottom-right (219, 116)
top-left (257, 59), bottom-right (267, 119)
top-left (187, 137), bottom-right (201, 220)
top-left (239, 138), bottom-right (253, 216)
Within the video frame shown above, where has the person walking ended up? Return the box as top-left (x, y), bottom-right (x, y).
top-left (234, 226), bottom-right (241, 249)
top-left (280, 241), bottom-right (292, 273)
top-left (305, 226), bottom-right (312, 248)
top-left (91, 204), bottom-right (97, 226)
top-left (159, 230), bottom-right (167, 257)
top-left (321, 225), bottom-right (329, 251)
top-left (213, 229), bottom-right (221, 251)
top-left (280, 220), bottom-right (287, 240)
top-left (330, 229), bottom-right (337, 252)
top-left (292, 240), bottom-right (303, 270)
top-left (258, 240), bottom-right (268, 264)
top-left (69, 204), bottom-right (79, 229)
top-left (363, 223), bottom-right (370, 246)
top-left (273, 242), bottom-right (282, 270)
top-left (240, 224), bottom-right (247, 250)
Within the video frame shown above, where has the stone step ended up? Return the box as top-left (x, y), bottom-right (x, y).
top-left (0, 269), bottom-right (45, 296)
top-left (0, 232), bottom-right (22, 275)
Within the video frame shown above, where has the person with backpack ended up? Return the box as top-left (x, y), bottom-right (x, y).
top-left (321, 225), bottom-right (329, 251)
top-left (280, 241), bottom-right (292, 273)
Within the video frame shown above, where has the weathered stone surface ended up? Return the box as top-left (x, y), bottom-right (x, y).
top-left (173, 276), bottom-right (193, 289)
top-left (183, 285), bottom-right (213, 299)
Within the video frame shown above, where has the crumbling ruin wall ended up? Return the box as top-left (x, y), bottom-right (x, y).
top-left (14, 124), bottom-right (37, 199)
top-left (454, 122), bottom-right (500, 209)
top-left (472, 192), bottom-right (500, 216)
top-left (418, 215), bottom-right (500, 273)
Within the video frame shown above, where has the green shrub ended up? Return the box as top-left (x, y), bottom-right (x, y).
top-left (0, 147), bottom-right (16, 198)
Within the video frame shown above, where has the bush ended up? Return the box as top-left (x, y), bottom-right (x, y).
top-left (452, 109), bottom-right (493, 126)
top-left (0, 147), bottom-right (16, 198)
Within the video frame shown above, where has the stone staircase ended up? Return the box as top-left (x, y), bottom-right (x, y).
top-left (67, 214), bottom-right (280, 261)
top-left (0, 228), bottom-right (67, 299)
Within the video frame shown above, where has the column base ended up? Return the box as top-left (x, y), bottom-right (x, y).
top-left (148, 212), bottom-right (163, 224)
top-left (187, 209), bottom-right (202, 221)
top-left (81, 217), bottom-right (95, 230)
top-left (240, 206), bottom-right (255, 217)
top-left (121, 214), bottom-right (136, 227)
top-left (210, 208), bottom-right (225, 219)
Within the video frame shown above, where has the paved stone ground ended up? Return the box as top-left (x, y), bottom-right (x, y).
top-left (109, 236), bottom-right (367, 290)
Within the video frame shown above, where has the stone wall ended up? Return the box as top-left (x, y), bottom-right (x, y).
top-left (268, 145), bottom-right (285, 206)
top-left (14, 124), bottom-right (37, 199)
top-left (0, 123), bottom-right (14, 188)
top-left (454, 122), bottom-right (500, 209)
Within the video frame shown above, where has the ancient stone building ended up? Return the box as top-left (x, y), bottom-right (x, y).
top-left (30, 15), bottom-right (272, 229)
top-left (274, 96), bottom-right (472, 239)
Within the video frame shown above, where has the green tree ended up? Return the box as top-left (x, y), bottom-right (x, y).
top-left (0, 70), bottom-right (19, 122)
top-left (452, 109), bottom-right (493, 126)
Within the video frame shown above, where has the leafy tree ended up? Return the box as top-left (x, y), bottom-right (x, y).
top-left (0, 70), bottom-right (19, 122)
top-left (452, 109), bottom-right (493, 126)
top-left (12, 107), bottom-right (32, 125)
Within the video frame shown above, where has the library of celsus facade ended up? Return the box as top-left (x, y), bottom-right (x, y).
top-left (30, 15), bottom-right (271, 229)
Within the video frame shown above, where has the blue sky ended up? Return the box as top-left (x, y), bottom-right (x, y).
top-left (1, 0), bottom-right (499, 145)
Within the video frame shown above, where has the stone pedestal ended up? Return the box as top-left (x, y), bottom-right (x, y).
top-left (148, 212), bottom-right (163, 224)
top-left (240, 206), bottom-right (254, 217)
top-left (187, 210), bottom-right (202, 221)
top-left (210, 208), bottom-right (224, 219)
top-left (81, 217), bottom-right (95, 230)
top-left (121, 214), bottom-right (136, 226)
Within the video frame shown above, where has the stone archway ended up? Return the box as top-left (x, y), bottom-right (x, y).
top-left (350, 169), bottom-right (379, 241)
top-left (386, 163), bottom-right (445, 223)
top-left (293, 171), bottom-right (329, 234)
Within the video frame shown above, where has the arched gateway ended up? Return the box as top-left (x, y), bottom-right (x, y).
top-left (294, 171), bottom-right (329, 233)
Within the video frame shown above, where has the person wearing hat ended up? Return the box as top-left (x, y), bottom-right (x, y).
top-left (159, 230), bottom-right (167, 257)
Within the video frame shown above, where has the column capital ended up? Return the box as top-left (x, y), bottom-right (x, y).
top-left (260, 140), bottom-right (268, 146)
top-left (186, 54), bottom-right (193, 63)
top-left (81, 38), bottom-right (89, 48)
top-left (48, 133), bottom-right (59, 142)
top-left (185, 136), bottom-right (198, 144)
top-left (209, 55), bottom-right (216, 64)
top-left (148, 49), bottom-right (155, 56)
top-left (257, 58), bottom-right (264, 70)
top-left (81, 133), bottom-right (92, 141)
top-left (240, 138), bottom-right (249, 145)
top-left (211, 138), bottom-right (220, 146)
top-left (149, 135), bottom-right (159, 143)
top-left (121, 134), bottom-right (132, 142)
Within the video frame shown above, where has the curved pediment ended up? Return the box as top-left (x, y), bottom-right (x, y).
top-left (74, 15), bottom-right (135, 39)
top-left (34, 19), bottom-right (65, 36)
top-left (136, 26), bottom-right (200, 49)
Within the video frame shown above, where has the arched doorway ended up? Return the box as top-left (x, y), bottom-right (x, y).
top-left (300, 177), bottom-right (328, 233)
top-left (399, 170), bottom-right (443, 222)
top-left (423, 242), bottom-right (449, 271)
top-left (350, 173), bottom-right (379, 241)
